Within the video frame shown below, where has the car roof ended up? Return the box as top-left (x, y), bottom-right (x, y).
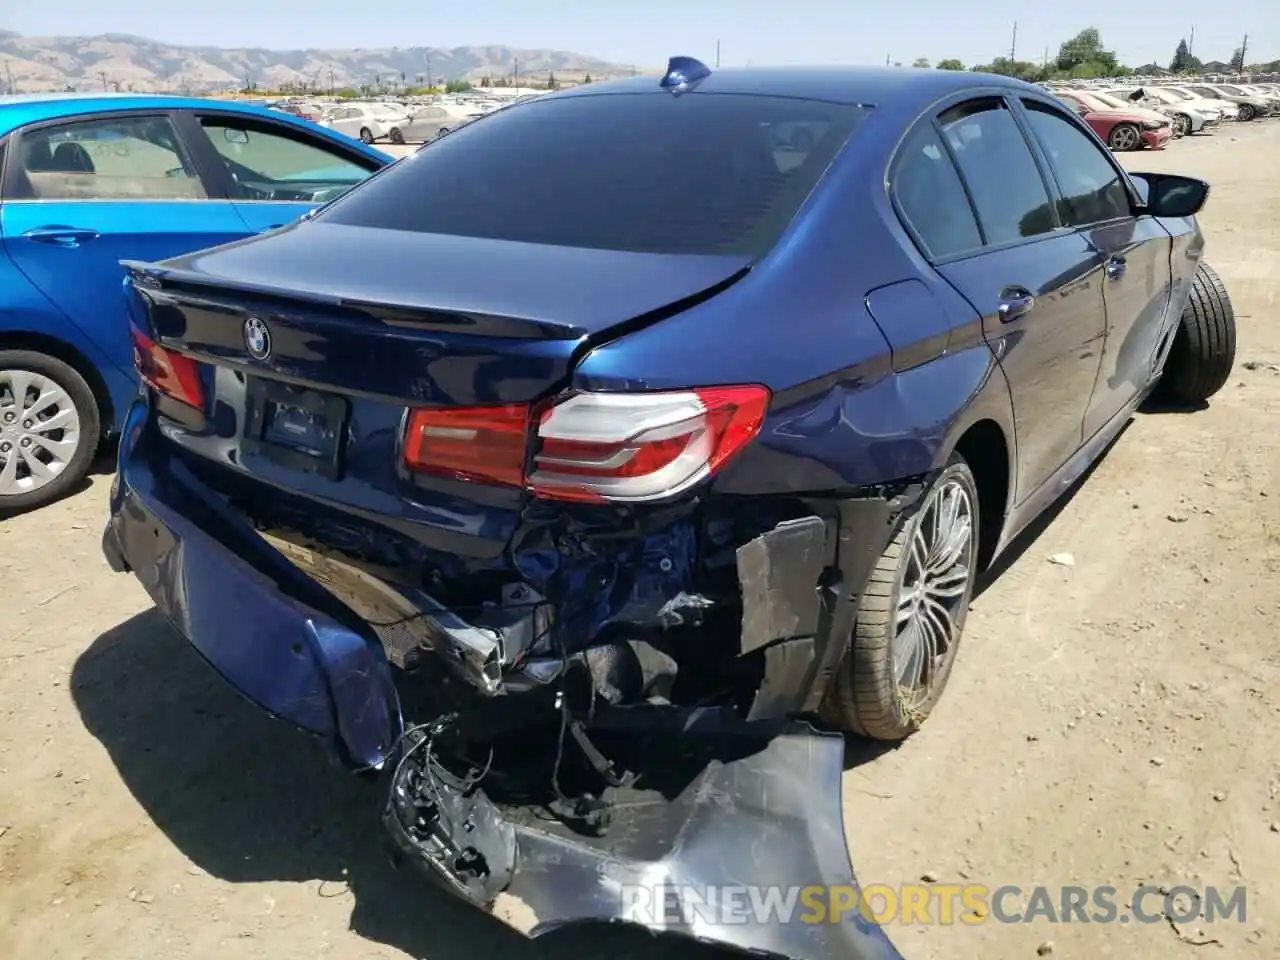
top-left (549, 65), bottom-right (1037, 110)
top-left (0, 92), bottom-right (315, 138)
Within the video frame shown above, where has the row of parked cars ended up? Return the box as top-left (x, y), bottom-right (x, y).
top-left (271, 96), bottom-right (520, 144)
top-left (1044, 80), bottom-right (1280, 151)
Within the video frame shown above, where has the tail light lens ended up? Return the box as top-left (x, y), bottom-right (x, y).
top-left (401, 386), bottom-right (769, 503)
top-left (130, 325), bottom-right (205, 410)
top-left (403, 404), bottom-right (530, 487)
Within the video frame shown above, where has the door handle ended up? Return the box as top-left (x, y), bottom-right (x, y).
top-left (1105, 255), bottom-right (1127, 280)
top-left (997, 287), bottom-right (1036, 322)
top-left (22, 226), bottom-right (100, 247)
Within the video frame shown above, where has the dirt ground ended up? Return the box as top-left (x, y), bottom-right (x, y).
top-left (2, 122), bottom-right (1278, 960)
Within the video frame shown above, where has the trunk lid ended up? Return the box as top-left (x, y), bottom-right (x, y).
top-left (122, 221), bottom-right (750, 562)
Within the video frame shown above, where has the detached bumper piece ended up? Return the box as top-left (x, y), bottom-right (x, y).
top-left (383, 711), bottom-right (903, 960)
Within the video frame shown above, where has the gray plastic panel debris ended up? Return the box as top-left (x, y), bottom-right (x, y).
top-left (736, 515), bottom-right (827, 655)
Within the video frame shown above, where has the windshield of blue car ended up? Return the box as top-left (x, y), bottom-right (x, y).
top-left (317, 92), bottom-right (870, 257)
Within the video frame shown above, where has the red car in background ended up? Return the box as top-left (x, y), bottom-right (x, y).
top-left (1054, 90), bottom-right (1172, 151)
top-left (270, 101), bottom-right (325, 123)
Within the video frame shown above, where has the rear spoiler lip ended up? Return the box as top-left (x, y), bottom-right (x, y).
top-left (121, 259), bottom-right (587, 341)
top-left (121, 258), bottom-right (755, 346)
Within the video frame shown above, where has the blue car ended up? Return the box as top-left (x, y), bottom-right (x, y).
top-left (103, 61), bottom-right (1236, 960)
top-left (0, 93), bottom-right (391, 511)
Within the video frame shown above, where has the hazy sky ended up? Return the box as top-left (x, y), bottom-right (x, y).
top-left (4, 1), bottom-right (1275, 70)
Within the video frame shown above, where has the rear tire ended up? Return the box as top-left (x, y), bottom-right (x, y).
top-left (820, 456), bottom-right (980, 740)
top-left (0, 350), bottom-right (100, 515)
top-left (359, 126), bottom-right (374, 144)
top-left (1238, 104), bottom-right (1256, 122)
top-left (1173, 114), bottom-right (1191, 137)
top-left (389, 127), bottom-right (405, 145)
top-left (1156, 261), bottom-right (1237, 405)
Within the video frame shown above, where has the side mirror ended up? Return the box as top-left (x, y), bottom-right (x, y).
top-left (224, 128), bottom-right (250, 145)
top-left (1130, 172), bottom-right (1209, 217)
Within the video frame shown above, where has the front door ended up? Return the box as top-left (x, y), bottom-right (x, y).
top-left (180, 113), bottom-right (383, 235)
top-left (925, 97), bottom-right (1106, 502)
top-left (1015, 97), bottom-right (1178, 438)
top-left (0, 112), bottom-right (249, 374)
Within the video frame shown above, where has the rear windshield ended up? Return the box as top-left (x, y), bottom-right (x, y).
top-left (318, 92), bottom-right (868, 256)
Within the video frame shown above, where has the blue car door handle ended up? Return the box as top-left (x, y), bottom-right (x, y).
top-left (997, 287), bottom-right (1036, 322)
top-left (23, 226), bottom-right (100, 247)
top-left (1105, 255), bottom-right (1127, 280)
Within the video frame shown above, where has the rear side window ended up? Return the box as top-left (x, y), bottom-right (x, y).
top-left (938, 99), bottom-right (1055, 245)
top-left (319, 93), bottom-right (869, 256)
top-left (892, 124), bottom-right (982, 259)
top-left (12, 115), bottom-right (206, 201)
top-left (1021, 101), bottom-right (1131, 227)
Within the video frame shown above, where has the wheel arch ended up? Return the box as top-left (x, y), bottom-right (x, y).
top-left (937, 365), bottom-right (1017, 572)
top-left (949, 418), bottom-right (1012, 572)
top-left (0, 330), bottom-right (116, 444)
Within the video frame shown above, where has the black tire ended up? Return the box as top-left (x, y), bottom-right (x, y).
top-left (1173, 114), bottom-right (1191, 137)
top-left (1156, 261), bottom-right (1237, 405)
top-left (436, 127), bottom-right (451, 140)
top-left (389, 127), bottom-right (405, 145)
top-left (0, 350), bottom-right (101, 514)
top-left (1108, 123), bottom-right (1141, 151)
top-left (820, 456), bottom-right (980, 740)
top-left (359, 126), bottom-right (374, 144)
top-left (1238, 104), bottom-right (1256, 122)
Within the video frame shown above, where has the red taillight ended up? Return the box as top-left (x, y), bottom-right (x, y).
top-left (401, 386), bottom-right (769, 502)
top-left (531, 386), bottom-right (770, 502)
top-left (130, 326), bottom-right (205, 409)
top-left (403, 403), bottom-right (530, 487)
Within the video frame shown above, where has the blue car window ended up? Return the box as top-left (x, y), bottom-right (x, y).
top-left (318, 93), bottom-right (870, 257)
top-left (1021, 101), bottom-right (1132, 228)
top-left (892, 124), bottom-right (983, 260)
top-left (13, 115), bottom-right (206, 201)
top-left (938, 99), bottom-right (1055, 246)
top-left (199, 118), bottom-right (375, 203)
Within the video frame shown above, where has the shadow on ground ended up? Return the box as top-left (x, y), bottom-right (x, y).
top-left (71, 611), bottom-right (731, 960)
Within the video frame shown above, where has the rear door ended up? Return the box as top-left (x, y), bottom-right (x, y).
top-left (900, 95), bottom-right (1107, 502)
top-left (1017, 96), bottom-right (1176, 437)
top-left (0, 111), bottom-right (250, 375)
top-left (176, 112), bottom-right (385, 235)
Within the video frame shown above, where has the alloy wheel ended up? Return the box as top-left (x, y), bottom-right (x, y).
top-left (0, 369), bottom-right (82, 497)
top-left (891, 477), bottom-right (976, 710)
top-left (1110, 125), bottom-right (1140, 151)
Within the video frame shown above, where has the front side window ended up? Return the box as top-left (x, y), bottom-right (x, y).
top-left (14, 115), bottom-right (206, 201)
top-left (200, 117), bottom-right (376, 203)
top-left (319, 93), bottom-right (869, 256)
top-left (891, 123), bottom-right (982, 259)
top-left (1022, 101), bottom-right (1131, 227)
top-left (938, 99), bottom-right (1055, 245)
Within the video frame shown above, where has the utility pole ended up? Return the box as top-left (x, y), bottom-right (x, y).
top-left (5, 59), bottom-right (14, 95)
top-left (716, 40), bottom-right (721, 68)
top-left (885, 53), bottom-right (891, 66)
top-left (1239, 33), bottom-right (1248, 72)
top-left (328, 67), bottom-right (335, 94)
top-left (426, 53), bottom-right (432, 91)
top-left (1188, 25), bottom-right (1195, 56)
top-left (98, 70), bottom-right (108, 91)
top-left (1010, 21), bottom-right (1018, 62)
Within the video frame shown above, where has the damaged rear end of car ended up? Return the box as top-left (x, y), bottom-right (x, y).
top-left (102, 78), bottom-right (910, 960)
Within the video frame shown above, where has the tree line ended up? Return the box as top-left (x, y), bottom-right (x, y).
top-left (915, 28), bottom-right (1278, 80)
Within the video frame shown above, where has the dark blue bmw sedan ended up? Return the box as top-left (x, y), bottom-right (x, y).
top-left (102, 59), bottom-right (1236, 960)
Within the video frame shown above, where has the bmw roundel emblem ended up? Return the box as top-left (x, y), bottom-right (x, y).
top-left (243, 316), bottom-right (271, 360)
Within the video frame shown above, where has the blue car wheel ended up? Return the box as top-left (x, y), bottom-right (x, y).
top-left (822, 455), bottom-right (981, 740)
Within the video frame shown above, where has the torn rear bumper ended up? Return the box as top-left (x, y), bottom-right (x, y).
top-left (102, 401), bottom-right (401, 770)
top-left (384, 715), bottom-right (903, 960)
top-left (103, 400), bottom-right (908, 959)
